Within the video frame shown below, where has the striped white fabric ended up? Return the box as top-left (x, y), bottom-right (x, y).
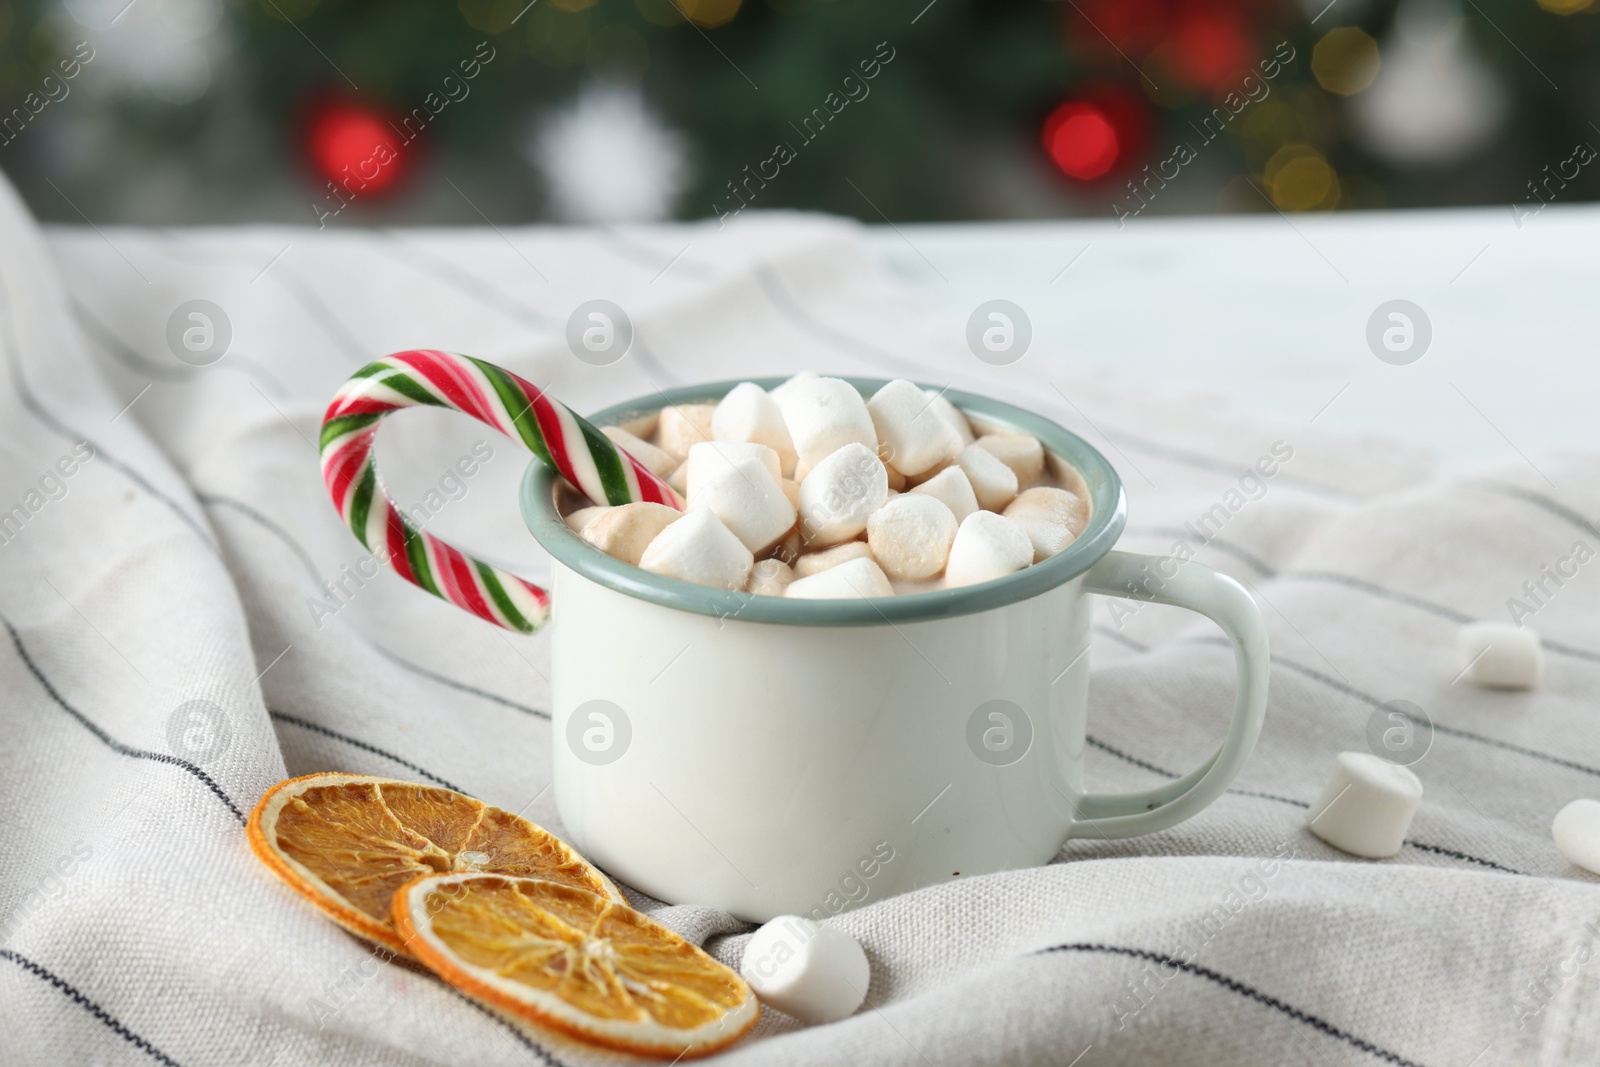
top-left (2, 168), bottom-right (1598, 1067)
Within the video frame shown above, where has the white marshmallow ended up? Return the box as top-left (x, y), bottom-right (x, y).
top-left (638, 508), bottom-right (753, 590)
top-left (740, 915), bottom-right (869, 1025)
top-left (564, 505), bottom-right (611, 534)
top-left (600, 425), bottom-right (676, 478)
top-left (768, 371), bottom-right (818, 405)
top-left (713, 382), bottom-right (798, 477)
top-left (909, 466), bottom-right (979, 522)
top-left (777, 377), bottom-right (877, 469)
top-left (1552, 799), bottom-right (1600, 874)
top-left (1003, 487), bottom-right (1087, 562)
top-left (686, 441), bottom-right (782, 495)
top-left (794, 541), bottom-right (874, 579)
top-left (617, 410), bottom-right (659, 440)
top-left (797, 442), bottom-right (889, 547)
top-left (945, 511), bottom-right (1034, 588)
top-left (666, 460), bottom-right (689, 497)
top-left (657, 403), bottom-right (716, 458)
top-left (747, 558), bottom-right (796, 597)
top-left (579, 502), bottom-right (681, 566)
top-left (867, 379), bottom-right (962, 477)
top-left (977, 433), bottom-right (1045, 485)
top-left (924, 389), bottom-right (976, 448)
top-left (1458, 622), bottom-right (1542, 690)
top-left (1306, 752), bottom-right (1422, 859)
top-left (866, 494), bottom-right (957, 581)
top-left (786, 556), bottom-right (894, 600)
top-left (955, 444), bottom-right (1019, 512)
top-left (684, 448), bottom-right (795, 554)
top-left (883, 464), bottom-right (906, 492)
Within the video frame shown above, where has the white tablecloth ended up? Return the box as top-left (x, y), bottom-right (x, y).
top-left (2, 167), bottom-right (1598, 1066)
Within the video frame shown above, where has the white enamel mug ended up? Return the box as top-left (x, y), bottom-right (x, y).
top-left (521, 377), bottom-right (1269, 923)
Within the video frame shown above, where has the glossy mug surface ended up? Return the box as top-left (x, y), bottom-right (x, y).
top-left (523, 378), bottom-right (1269, 923)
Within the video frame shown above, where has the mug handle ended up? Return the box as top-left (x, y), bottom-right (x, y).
top-left (320, 350), bottom-right (681, 634)
top-left (1072, 550), bottom-right (1269, 839)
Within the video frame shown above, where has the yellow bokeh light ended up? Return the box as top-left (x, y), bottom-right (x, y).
top-left (1537, 0), bottom-right (1594, 13)
top-left (1265, 144), bottom-right (1340, 212)
top-left (458, 0), bottom-right (523, 34)
top-left (1311, 27), bottom-right (1380, 96)
top-left (680, 0), bottom-right (742, 28)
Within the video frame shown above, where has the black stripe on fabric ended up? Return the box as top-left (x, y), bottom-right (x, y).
top-left (1033, 943), bottom-right (1429, 1067)
top-left (1469, 479), bottom-right (1600, 540)
top-left (1121, 526), bottom-right (1280, 578)
top-left (1086, 723), bottom-right (1532, 876)
top-left (0, 950), bottom-right (184, 1067)
top-left (1, 615), bottom-right (245, 824)
top-left (1404, 842), bottom-right (1524, 876)
top-left (451, 988), bottom-right (573, 1067)
top-left (0, 294), bottom-right (219, 556)
top-left (198, 493), bottom-right (550, 721)
top-left (599, 226), bottom-right (718, 281)
top-left (70, 300), bottom-right (289, 397)
top-left (269, 268), bottom-right (370, 365)
top-left (1091, 625), bottom-right (1600, 781)
top-left (382, 233), bottom-right (560, 331)
top-left (1088, 426), bottom-right (1361, 501)
top-left (1276, 572), bottom-right (1600, 665)
top-left (268, 709), bottom-right (464, 793)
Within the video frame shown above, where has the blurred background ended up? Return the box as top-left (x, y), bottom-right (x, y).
top-left (0, 0), bottom-right (1596, 226)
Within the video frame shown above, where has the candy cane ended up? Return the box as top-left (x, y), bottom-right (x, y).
top-left (320, 350), bottom-right (683, 633)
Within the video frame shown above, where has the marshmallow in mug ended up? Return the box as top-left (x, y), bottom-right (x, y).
top-left (566, 376), bottom-right (1092, 598)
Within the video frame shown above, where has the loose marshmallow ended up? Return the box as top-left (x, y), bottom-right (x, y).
top-left (924, 388), bottom-right (976, 448)
top-left (867, 378), bottom-right (962, 477)
top-left (780, 478), bottom-right (800, 509)
top-left (977, 433), bottom-right (1045, 485)
top-left (1457, 622), bottom-right (1542, 690)
top-left (945, 511), bottom-right (1034, 587)
top-left (684, 448), bottom-right (795, 554)
top-left (866, 494), bottom-right (957, 581)
top-left (777, 376), bottom-right (876, 469)
top-left (910, 466), bottom-right (979, 523)
top-left (666, 460), bottom-right (689, 497)
top-left (740, 915), bottom-right (869, 1025)
top-left (955, 444), bottom-right (1018, 512)
top-left (786, 556), bottom-right (894, 600)
top-left (1552, 799), bottom-right (1600, 874)
top-left (883, 464), bottom-right (907, 492)
top-left (747, 558), bottom-right (796, 597)
top-left (713, 382), bottom-right (798, 477)
top-left (686, 441), bottom-right (782, 495)
top-left (797, 442), bottom-right (889, 547)
top-left (600, 425), bottom-right (676, 478)
top-left (1003, 487), bottom-right (1088, 562)
top-left (794, 541), bottom-right (874, 579)
top-left (1306, 751), bottom-right (1422, 859)
top-left (638, 508), bottom-right (753, 590)
top-left (657, 403), bottom-right (716, 458)
top-left (580, 502), bottom-right (681, 566)
top-left (564, 505), bottom-right (611, 534)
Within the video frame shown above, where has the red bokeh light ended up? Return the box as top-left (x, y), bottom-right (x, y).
top-left (1167, 13), bottom-right (1255, 94)
top-left (305, 100), bottom-right (408, 196)
top-left (1043, 102), bottom-right (1120, 180)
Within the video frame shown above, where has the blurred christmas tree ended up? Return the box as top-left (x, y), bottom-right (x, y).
top-left (0, 0), bottom-right (1596, 224)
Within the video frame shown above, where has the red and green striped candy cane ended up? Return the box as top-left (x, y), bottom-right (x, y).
top-left (320, 349), bottom-right (683, 633)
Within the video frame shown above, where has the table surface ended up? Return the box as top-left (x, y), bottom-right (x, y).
top-left (865, 205), bottom-right (1597, 466)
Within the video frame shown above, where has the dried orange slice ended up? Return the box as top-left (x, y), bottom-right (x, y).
top-left (393, 873), bottom-right (758, 1058)
top-left (248, 773), bottom-right (622, 956)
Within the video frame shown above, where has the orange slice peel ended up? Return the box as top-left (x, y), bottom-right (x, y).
top-left (247, 772), bottom-right (623, 956)
top-left (393, 872), bottom-right (759, 1058)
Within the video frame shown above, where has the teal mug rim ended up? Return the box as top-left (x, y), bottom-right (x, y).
top-left (520, 377), bottom-right (1129, 627)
